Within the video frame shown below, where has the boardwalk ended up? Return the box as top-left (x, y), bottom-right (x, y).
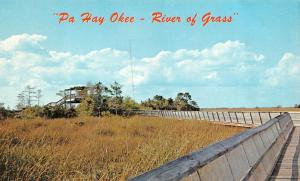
top-left (131, 112), bottom-right (298, 180)
top-left (270, 127), bottom-right (300, 180)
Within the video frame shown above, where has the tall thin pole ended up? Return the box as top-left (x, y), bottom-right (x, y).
top-left (129, 41), bottom-right (135, 99)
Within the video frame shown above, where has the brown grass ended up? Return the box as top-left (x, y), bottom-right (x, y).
top-left (0, 116), bottom-right (245, 180)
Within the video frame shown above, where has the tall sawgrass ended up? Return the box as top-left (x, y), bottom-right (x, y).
top-left (0, 116), bottom-right (245, 180)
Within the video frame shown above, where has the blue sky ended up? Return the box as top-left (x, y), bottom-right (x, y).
top-left (0, 0), bottom-right (300, 108)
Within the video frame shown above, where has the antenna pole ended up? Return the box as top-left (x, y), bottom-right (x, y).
top-left (129, 41), bottom-right (135, 99)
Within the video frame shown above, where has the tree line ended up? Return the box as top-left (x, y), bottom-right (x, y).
top-left (0, 81), bottom-right (199, 120)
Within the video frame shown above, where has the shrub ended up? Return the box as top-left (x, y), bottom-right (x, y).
top-left (123, 97), bottom-right (140, 110)
top-left (65, 108), bottom-right (77, 118)
top-left (42, 106), bottom-right (77, 119)
top-left (0, 107), bottom-right (8, 120)
top-left (19, 106), bottom-right (43, 119)
top-left (76, 96), bottom-right (94, 117)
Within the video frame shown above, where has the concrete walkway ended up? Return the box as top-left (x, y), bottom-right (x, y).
top-left (270, 127), bottom-right (300, 180)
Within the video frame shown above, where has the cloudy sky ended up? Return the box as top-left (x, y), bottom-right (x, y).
top-left (0, 0), bottom-right (300, 108)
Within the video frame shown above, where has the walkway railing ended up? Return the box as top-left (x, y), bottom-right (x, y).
top-left (134, 110), bottom-right (300, 126)
top-left (129, 113), bottom-right (294, 181)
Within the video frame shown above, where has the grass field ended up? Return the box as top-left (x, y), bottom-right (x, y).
top-left (0, 116), bottom-right (245, 180)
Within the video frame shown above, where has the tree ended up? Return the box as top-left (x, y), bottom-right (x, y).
top-left (16, 86), bottom-right (43, 109)
top-left (16, 92), bottom-right (26, 110)
top-left (110, 81), bottom-right (122, 98)
top-left (0, 103), bottom-right (5, 120)
top-left (174, 92), bottom-right (199, 111)
top-left (141, 95), bottom-right (177, 110)
top-left (42, 105), bottom-right (73, 119)
top-left (23, 85), bottom-right (36, 107)
top-left (36, 89), bottom-right (42, 106)
top-left (108, 81), bottom-right (123, 115)
top-left (153, 95), bottom-right (166, 109)
top-left (91, 82), bottom-right (110, 116)
top-left (19, 106), bottom-right (43, 119)
top-left (65, 107), bottom-right (77, 118)
top-left (89, 81), bottom-right (126, 116)
top-left (166, 98), bottom-right (176, 110)
top-left (123, 97), bottom-right (140, 110)
top-left (76, 95), bottom-right (94, 116)
top-left (0, 104), bottom-right (8, 120)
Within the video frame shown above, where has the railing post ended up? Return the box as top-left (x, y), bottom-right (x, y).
top-left (206, 112), bottom-right (210, 121)
top-left (234, 112), bottom-right (238, 123)
top-left (268, 112), bottom-right (272, 120)
top-left (198, 111), bottom-right (202, 120)
top-left (250, 112), bottom-right (254, 124)
top-left (229, 112), bottom-right (232, 123)
top-left (212, 112), bottom-right (216, 121)
top-left (222, 112), bottom-right (226, 122)
top-left (242, 112), bottom-right (246, 124)
top-left (216, 112), bottom-right (220, 121)
top-left (258, 112), bottom-right (263, 124)
top-left (190, 111), bottom-right (193, 119)
top-left (202, 112), bottom-right (206, 120)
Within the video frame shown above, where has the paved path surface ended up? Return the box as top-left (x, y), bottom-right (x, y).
top-left (270, 127), bottom-right (300, 180)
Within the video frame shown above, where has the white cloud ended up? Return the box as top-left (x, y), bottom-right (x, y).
top-left (0, 34), bottom-right (274, 107)
top-left (119, 40), bottom-right (265, 86)
top-left (262, 53), bottom-right (300, 87)
top-left (0, 34), bottom-right (46, 51)
top-left (205, 72), bottom-right (218, 80)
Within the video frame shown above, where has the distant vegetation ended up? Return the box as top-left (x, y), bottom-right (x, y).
top-left (0, 103), bottom-right (14, 120)
top-left (141, 92), bottom-right (198, 111)
top-left (0, 116), bottom-right (244, 180)
top-left (1, 81), bottom-right (199, 120)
